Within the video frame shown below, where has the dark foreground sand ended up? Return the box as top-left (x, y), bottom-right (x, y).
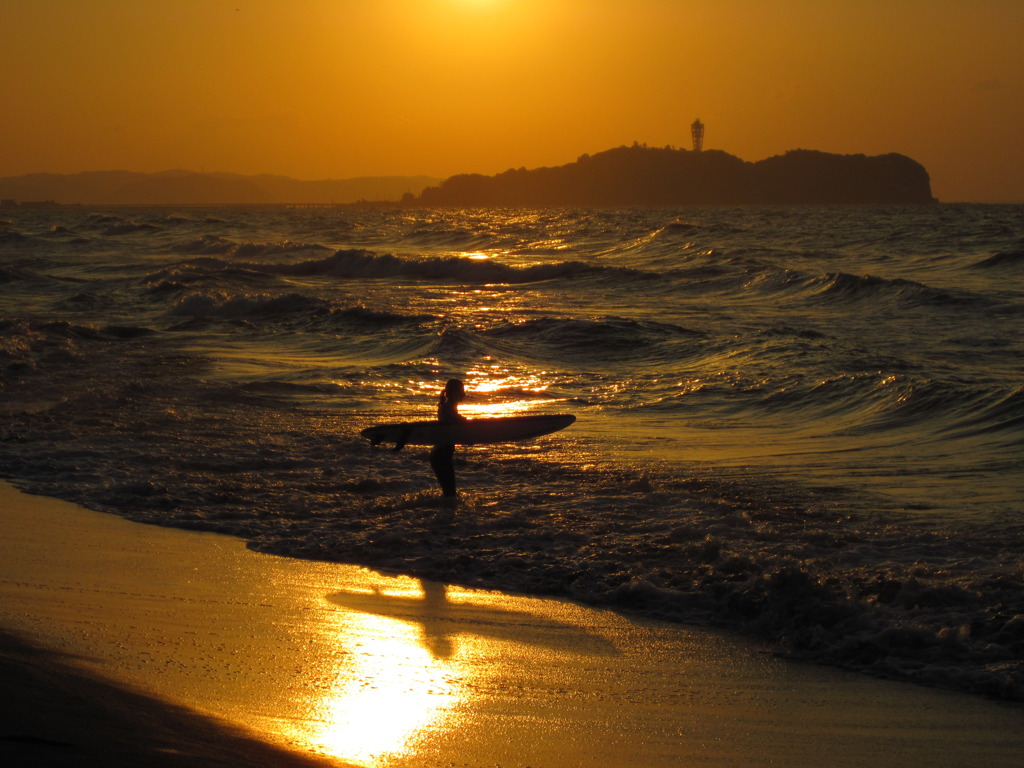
top-left (1, 480), bottom-right (1022, 768)
top-left (0, 630), bottom-right (332, 768)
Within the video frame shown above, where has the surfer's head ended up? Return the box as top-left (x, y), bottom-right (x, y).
top-left (443, 378), bottom-right (466, 402)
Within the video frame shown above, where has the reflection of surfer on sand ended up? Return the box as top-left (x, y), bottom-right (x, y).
top-left (430, 379), bottom-right (466, 497)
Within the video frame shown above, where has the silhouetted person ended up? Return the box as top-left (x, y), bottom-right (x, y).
top-left (430, 379), bottom-right (466, 497)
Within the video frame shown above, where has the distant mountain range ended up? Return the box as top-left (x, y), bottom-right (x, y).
top-left (0, 170), bottom-right (441, 206)
top-left (417, 146), bottom-right (937, 206)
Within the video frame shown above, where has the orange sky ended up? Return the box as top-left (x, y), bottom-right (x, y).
top-left (2, 0), bottom-right (1022, 202)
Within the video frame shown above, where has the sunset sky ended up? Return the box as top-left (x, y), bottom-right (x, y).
top-left (2, 0), bottom-right (1022, 202)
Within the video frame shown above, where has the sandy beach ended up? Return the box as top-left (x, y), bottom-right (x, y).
top-left (1, 480), bottom-right (1022, 768)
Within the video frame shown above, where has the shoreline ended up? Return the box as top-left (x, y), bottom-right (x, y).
top-left (2, 480), bottom-right (1023, 767)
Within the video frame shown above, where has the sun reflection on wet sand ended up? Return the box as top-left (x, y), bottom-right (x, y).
top-left (305, 575), bottom-right (619, 766)
top-left (309, 603), bottom-right (460, 766)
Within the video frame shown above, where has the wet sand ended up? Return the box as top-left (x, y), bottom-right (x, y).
top-left (1, 480), bottom-right (1022, 767)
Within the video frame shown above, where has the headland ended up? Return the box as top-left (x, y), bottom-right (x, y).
top-left (416, 145), bottom-right (937, 207)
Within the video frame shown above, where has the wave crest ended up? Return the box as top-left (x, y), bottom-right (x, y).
top-left (972, 250), bottom-right (1024, 269)
top-left (169, 291), bottom-right (328, 319)
top-left (275, 249), bottom-right (606, 284)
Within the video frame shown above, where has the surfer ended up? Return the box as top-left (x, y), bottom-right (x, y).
top-left (430, 379), bottom-right (466, 497)
top-left (360, 383), bottom-right (573, 496)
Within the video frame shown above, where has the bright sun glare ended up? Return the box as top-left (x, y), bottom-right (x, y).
top-left (309, 581), bottom-right (462, 766)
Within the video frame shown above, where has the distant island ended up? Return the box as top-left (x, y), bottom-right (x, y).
top-left (0, 146), bottom-right (936, 207)
top-left (0, 170), bottom-right (441, 207)
top-left (414, 145), bottom-right (937, 206)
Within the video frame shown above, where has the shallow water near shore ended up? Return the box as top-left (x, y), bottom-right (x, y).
top-left (1, 204), bottom-right (1023, 698)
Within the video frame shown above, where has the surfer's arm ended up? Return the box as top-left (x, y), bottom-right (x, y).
top-left (391, 429), bottom-right (411, 452)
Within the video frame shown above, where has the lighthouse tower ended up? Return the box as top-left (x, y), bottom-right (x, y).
top-left (691, 119), bottom-right (704, 152)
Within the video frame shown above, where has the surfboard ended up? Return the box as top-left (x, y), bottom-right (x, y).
top-left (360, 413), bottom-right (576, 447)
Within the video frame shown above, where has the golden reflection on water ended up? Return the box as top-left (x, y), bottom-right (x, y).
top-left (459, 396), bottom-right (560, 417)
top-left (400, 366), bottom-right (561, 419)
top-left (310, 580), bottom-right (463, 766)
top-left (463, 365), bottom-right (558, 417)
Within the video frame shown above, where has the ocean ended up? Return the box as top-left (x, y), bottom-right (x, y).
top-left (1, 204), bottom-right (1022, 700)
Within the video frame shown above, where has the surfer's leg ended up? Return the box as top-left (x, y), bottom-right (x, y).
top-left (429, 444), bottom-right (457, 497)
